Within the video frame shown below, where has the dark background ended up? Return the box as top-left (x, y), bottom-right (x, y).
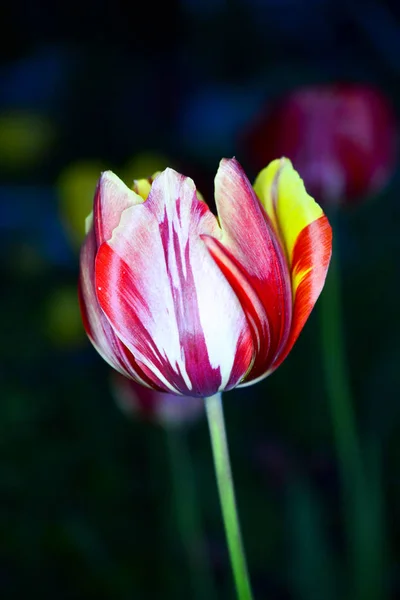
top-left (1, 0), bottom-right (400, 598)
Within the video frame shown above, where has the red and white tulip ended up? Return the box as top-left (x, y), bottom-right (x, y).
top-left (79, 158), bottom-right (332, 396)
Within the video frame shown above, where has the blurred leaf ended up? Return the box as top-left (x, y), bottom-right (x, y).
top-left (43, 284), bottom-right (85, 348)
top-left (349, 437), bottom-right (388, 600)
top-left (285, 475), bottom-right (338, 600)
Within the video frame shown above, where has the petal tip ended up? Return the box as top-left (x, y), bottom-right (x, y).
top-left (99, 170), bottom-right (128, 190)
top-left (84, 211), bottom-right (93, 234)
top-left (219, 156), bottom-right (240, 171)
top-left (216, 157), bottom-right (249, 186)
top-left (152, 166), bottom-right (197, 196)
top-left (279, 156), bottom-right (293, 167)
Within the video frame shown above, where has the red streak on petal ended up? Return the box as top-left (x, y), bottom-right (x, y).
top-left (226, 326), bottom-right (255, 388)
top-left (79, 227), bottom-right (166, 392)
top-left (271, 214), bottom-right (332, 371)
top-left (156, 197), bottom-right (222, 395)
top-left (214, 159), bottom-right (293, 380)
top-left (96, 239), bottom-right (221, 396)
top-left (203, 225), bottom-right (293, 382)
top-left (202, 235), bottom-right (267, 367)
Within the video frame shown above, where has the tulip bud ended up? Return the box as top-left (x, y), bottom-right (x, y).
top-left (79, 158), bottom-right (332, 396)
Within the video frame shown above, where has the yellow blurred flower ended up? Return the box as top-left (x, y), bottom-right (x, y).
top-left (58, 161), bottom-right (104, 250)
top-left (0, 111), bottom-right (54, 169)
top-left (122, 151), bottom-right (171, 185)
top-left (44, 285), bottom-right (85, 348)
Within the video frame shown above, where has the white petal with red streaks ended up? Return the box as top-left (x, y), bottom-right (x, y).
top-left (79, 224), bottom-right (151, 387)
top-left (79, 227), bottom-right (128, 374)
top-left (94, 171), bottom-right (144, 245)
top-left (95, 168), bottom-right (253, 396)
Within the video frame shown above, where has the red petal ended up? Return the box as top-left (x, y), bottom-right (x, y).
top-left (270, 214), bottom-right (332, 372)
top-left (79, 224), bottom-right (167, 391)
top-left (213, 158), bottom-right (292, 381)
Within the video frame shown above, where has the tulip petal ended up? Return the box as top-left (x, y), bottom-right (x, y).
top-left (79, 223), bottom-right (167, 391)
top-left (132, 172), bottom-right (162, 200)
top-left (201, 234), bottom-right (266, 369)
top-left (132, 178), bottom-right (152, 200)
top-left (212, 158), bottom-right (292, 381)
top-left (253, 158), bottom-right (332, 370)
top-left (95, 168), bottom-right (253, 396)
top-left (94, 171), bottom-right (144, 246)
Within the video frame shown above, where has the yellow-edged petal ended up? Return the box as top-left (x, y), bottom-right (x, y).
top-left (253, 157), bottom-right (323, 267)
top-left (253, 158), bottom-right (332, 373)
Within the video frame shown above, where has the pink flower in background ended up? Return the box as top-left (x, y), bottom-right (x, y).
top-left (241, 83), bottom-right (397, 206)
top-left (111, 372), bottom-right (204, 427)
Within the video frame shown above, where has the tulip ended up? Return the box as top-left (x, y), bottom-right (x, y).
top-left (79, 158), bottom-right (332, 397)
top-left (241, 84), bottom-right (397, 206)
top-left (79, 156), bottom-right (332, 600)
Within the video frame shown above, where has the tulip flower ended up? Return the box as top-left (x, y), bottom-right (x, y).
top-left (78, 156), bottom-right (332, 600)
top-left (241, 84), bottom-right (397, 206)
top-left (79, 158), bottom-right (332, 398)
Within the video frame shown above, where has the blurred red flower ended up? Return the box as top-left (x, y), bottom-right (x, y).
top-left (241, 83), bottom-right (397, 206)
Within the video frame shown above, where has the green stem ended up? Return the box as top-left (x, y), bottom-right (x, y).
top-left (319, 235), bottom-right (385, 600)
top-left (205, 393), bottom-right (254, 600)
top-left (165, 427), bottom-right (218, 600)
